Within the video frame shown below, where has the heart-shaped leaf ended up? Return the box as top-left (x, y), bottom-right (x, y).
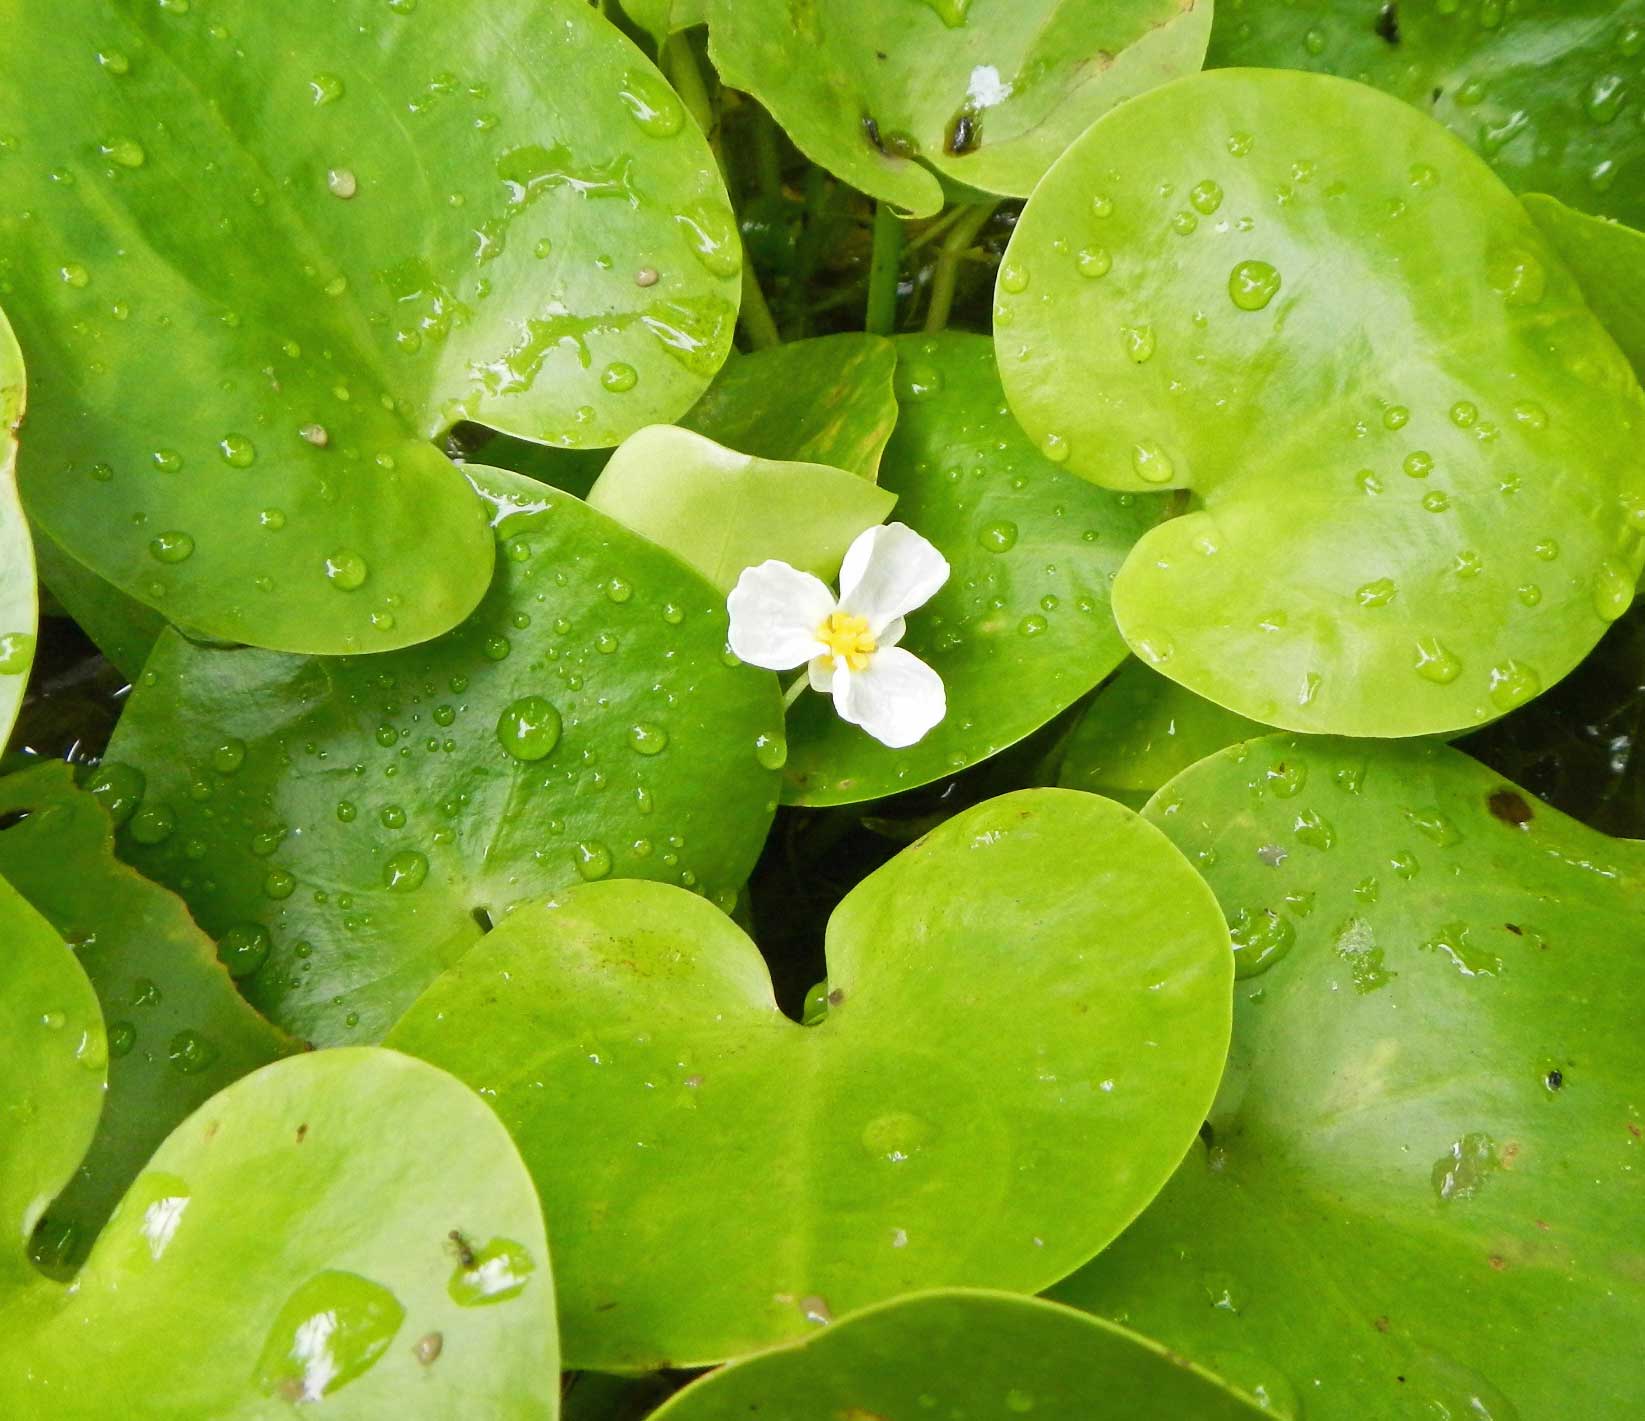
top-left (388, 787), bottom-right (1233, 1369)
top-left (0, 0), bottom-right (738, 653)
top-left (1055, 736), bottom-right (1645, 1420)
top-left (1058, 661), bottom-right (1268, 810)
top-left (102, 466), bottom-right (782, 1045)
top-left (1525, 194), bottom-right (1645, 378)
top-left (0, 305), bottom-right (33, 747)
top-left (652, 1289), bottom-right (1268, 1420)
top-left (677, 333), bottom-right (900, 478)
top-left (997, 68), bottom-right (1645, 737)
top-left (586, 425), bottom-right (895, 592)
top-left (0, 761), bottom-right (296, 1273)
top-left (1210, 0), bottom-right (1645, 228)
top-left (707, 0), bottom-right (1212, 216)
top-left (0, 871), bottom-right (102, 1287)
top-left (0, 1047), bottom-right (558, 1419)
top-left (784, 332), bottom-right (1161, 805)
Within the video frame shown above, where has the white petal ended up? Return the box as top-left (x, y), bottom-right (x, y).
top-left (831, 647), bottom-right (946, 748)
top-left (876, 616), bottom-right (906, 649)
top-left (808, 655), bottom-right (837, 692)
top-left (726, 561), bottom-right (835, 671)
top-left (836, 522), bottom-right (950, 636)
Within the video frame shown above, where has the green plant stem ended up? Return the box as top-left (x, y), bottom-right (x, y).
top-left (905, 204), bottom-right (971, 255)
top-left (753, 108), bottom-right (784, 201)
top-left (783, 674), bottom-right (810, 710)
top-left (662, 33), bottom-right (716, 142)
top-left (740, 263), bottom-right (782, 350)
top-left (865, 203), bottom-right (904, 336)
top-left (923, 201), bottom-right (999, 334)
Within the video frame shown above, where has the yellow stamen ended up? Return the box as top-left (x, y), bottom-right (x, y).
top-left (817, 611), bottom-right (876, 672)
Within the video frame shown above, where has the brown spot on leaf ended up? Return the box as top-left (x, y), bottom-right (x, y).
top-left (1488, 1254), bottom-right (1506, 1271)
top-left (295, 1123), bottom-right (308, 1143)
top-left (827, 988), bottom-right (845, 1005)
top-left (1374, 1315), bottom-right (1391, 1333)
top-left (1504, 923), bottom-right (1523, 935)
top-left (1487, 788), bottom-right (1533, 827)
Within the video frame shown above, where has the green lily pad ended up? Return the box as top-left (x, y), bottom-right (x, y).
top-left (0, 1048), bottom-right (559, 1419)
top-left (586, 425), bottom-right (896, 592)
top-left (103, 466), bottom-right (782, 1045)
top-left (784, 332), bottom-right (1161, 806)
top-left (1210, 0), bottom-right (1645, 229)
top-left (651, 1290), bottom-right (1268, 1420)
top-left (0, 0), bottom-right (738, 654)
top-left (0, 871), bottom-right (102, 1287)
top-left (1525, 194), bottom-right (1645, 379)
top-left (677, 334), bottom-right (900, 478)
top-left (1058, 661), bottom-right (1268, 809)
top-left (706, 0), bottom-right (1212, 216)
top-left (0, 761), bottom-right (297, 1273)
top-left (1055, 736), bottom-right (1645, 1420)
top-left (0, 305), bottom-right (34, 748)
top-left (997, 68), bottom-right (1645, 738)
top-left (388, 787), bottom-right (1233, 1369)
top-left (30, 525), bottom-right (165, 683)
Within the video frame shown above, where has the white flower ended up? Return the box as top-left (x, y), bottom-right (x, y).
top-left (727, 523), bottom-right (950, 748)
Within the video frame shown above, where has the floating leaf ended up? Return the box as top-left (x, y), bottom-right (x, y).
top-left (707, 0), bottom-right (1212, 215)
top-left (104, 467), bottom-right (781, 1044)
top-left (652, 1290), bottom-right (1267, 1419)
top-left (0, 305), bottom-right (34, 748)
top-left (0, 871), bottom-right (102, 1287)
top-left (1525, 193), bottom-right (1645, 378)
top-left (784, 332), bottom-right (1159, 805)
top-left (0, 761), bottom-right (296, 1272)
top-left (998, 69), bottom-right (1645, 737)
top-left (677, 333), bottom-right (900, 478)
top-left (1056, 736), bottom-right (1645, 1420)
top-left (0, 1048), bottom-right (558, 1418)
top-left (1058, 661), bottom-right (1267, 809)
top-left (1210, 0), bottom-right (1645, 228)
top-left (389, 788), bottom-right (1232, 1368)
top-left (586, 425), bottom-right (896, 592)
top-left (0, 0), bottom-right (738, 653)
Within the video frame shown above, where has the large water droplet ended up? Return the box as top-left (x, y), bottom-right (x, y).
top-left (1412, 636), bottom-right (1462, 685)
top-left (977, 520), bottom-right (1018, 553)
top-left (218, 923), bottom-right (270, 979)
top-left (1130, 439), bottom-right (1175, 484)
top-left (383, 849), bottom-right (429, 892)
top-left (324, 550), bottom-right (368, 590)
top-left (1228, 259), bottom-right (1281, 311)
top-left (574, 840), bottom-right (614, 880)
top-left (167, 1028), bottom-right (219, 1075)
top-left (448, 1238), bottom-right (536, 1306)
top-left (256, 1270), bottom-right (405, 1402)
top-left (627, 722), bottom-right (668, 756)
top-left (1229, 908), bottom-right (1295, 979)
top-left (618, 68), bottom-right (685, 137)
top-left (148, 531), bottom-right (195, 564)
top-left (674, 200), bottom-right (740, 277)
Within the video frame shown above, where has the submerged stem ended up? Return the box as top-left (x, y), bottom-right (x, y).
top-left (923, 200), bottom-right (999, 334)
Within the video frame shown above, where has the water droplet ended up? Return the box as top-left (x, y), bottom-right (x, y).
top-left (1485, 246), bottom-right (1546, 306)
top-left (148, 530), bottom-right (195, 563)
top-left (446, 1237), bottom-right (535, 1306)
top-left (60, 262), bottom-right (90, 288)
top-left (218, 924), bottom-right (270, 979)
top-left (309, 73), bottom-right (345, 105)
top-left (674, 200), bottom-right (740, 277)
top-left (1190, 178), bottom-right (1224, 215)
top-left (97, 49), bottom-right (131, 75)
top-left (1130, 439), bottom-right (1175, 484)
top-left (1488, 660), bottom-right (1540, 712)
top-left (1357, 577), bottom-right (1397, 607)
top-left (108, 1021), bottom-right (137, 1057)
top-left (998, 262), bottom-right (1029, 294)
top-left (754, 731), bottom-right (787, 770)
top-left (1584, 72), bottom-right (1628, 124)
top-left (627, 722), bottom-right (668, 756)
top-left (1229, 908), bottom-right (1295, 979)
top-left (1226, 131), bottom-right (1255, 157)
top-left (605, 577), bottom-right (633, 604)
top-left (1592, 558), bottom-right (1634, 621)
top-left (324, 550), bottom-right (368, 590)
top-left (1005, 1390), bottom-right (1036, 1414)
top-left (167, 1029), bottom-right (219, 1075)
top-left (1018, 613), bottom-right (1048, 637)
top-left (1228, 259), bottom-right (1281, 311)
top-left (1403, 450), bottom-right (1434, 479)
top-left (1040, 431), bottom-right (1069, 463)
top-left (128, 804), bottom-right (177, 845)
top-left (1382, 404), bottom-right (1409, 431)
top-left (1432, 1133), bottom-right (1499, 1202)
top-left (1292, 810), bottom-right (1336, 850)
top-left (300, 423), bottom-right (329, 447)
top-left (574, 840), bottom-right (614, 880)
top-left (860, 1111), bottom-right (934, 1163)
top-left (100, 137), bottom-right (145, 168)
top-left (1121, 324), bottom-right (1155, 363)
top-left (87, 762), bottom-right (145, 825)
top-left (600, 361), bottom-right (637, 393)
top-left (617, 68), bottom-right (685, 137)
top-left (326, 167), bottom-right (358, 199)
top-left (495, 695), bottom-right (562, 762)
top-left (256, 1271), bottom-right (405, 1402)
top-left (383, 850), bottom-right (429, 892)
top-left (1075, 246), bottom-right (1111, 278)
top-left (1413, 636), bottom-right (1462, 685)
top-left (978, 520), bottom-right (1018, 553)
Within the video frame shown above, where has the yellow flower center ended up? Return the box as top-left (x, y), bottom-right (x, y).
top-left (817, 611), bottom-right (876, 672)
